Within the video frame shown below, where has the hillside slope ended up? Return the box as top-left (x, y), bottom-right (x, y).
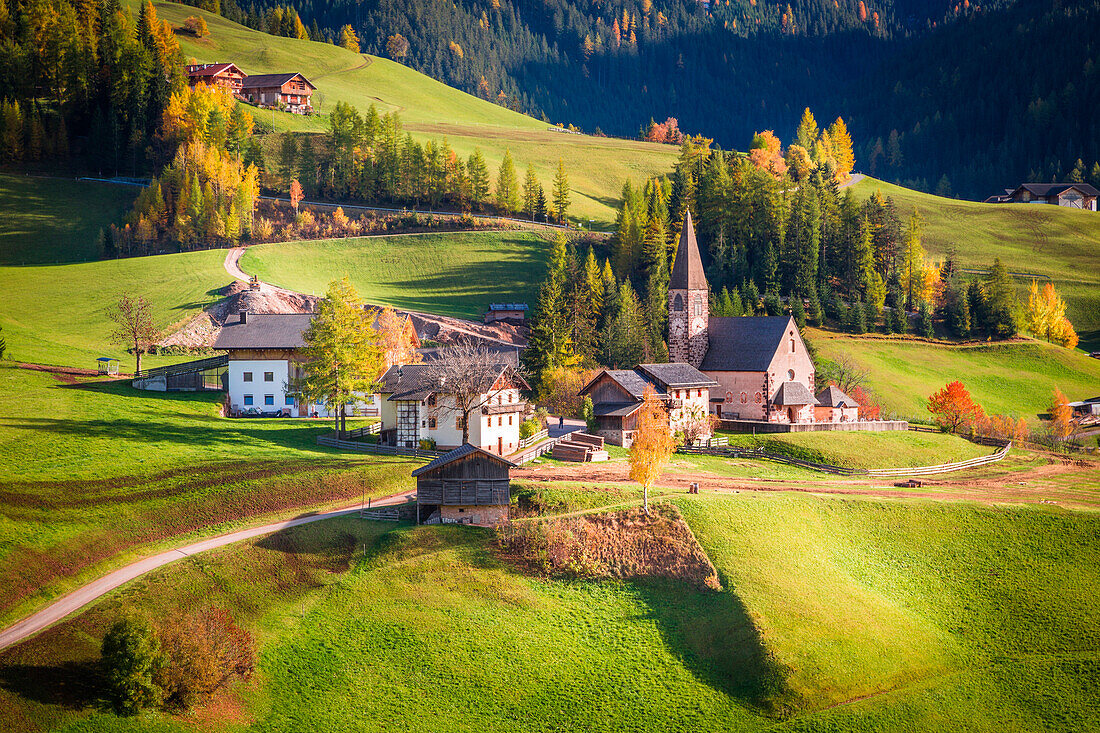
top-left (152, 1), bottom-right (678, 227)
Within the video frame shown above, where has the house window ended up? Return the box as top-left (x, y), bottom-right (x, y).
top-left (427, 394), bottom-right (436, 406)
top-left (673, 294), bottom-right (684, 311)
top-left (244, 394), bottom-right (254, 405)
top-left (740, 392), bottom-right (748, 404)
top-left (788, 370), bottom-right (795, 381)
top-left (428, 417), bottom-right (437, 429)
top-left (264, 371), bottom-right (274, 382)
top-left (755, 392), bottom-right (762, 403)
top-left (508, 415), bottom-right (513, 425)
top-left (456, 417), bottom-right (465, 430)
top-left (264, 395), bottom-right (274, 406)
top-left (498, 416), bottom-right (503, 426)
top-left (243, 371), bottom-right (253, 382)
top-left (285, 395), bottom-right (295, 406)
top-left (725, 391), bottom-right (733, 403)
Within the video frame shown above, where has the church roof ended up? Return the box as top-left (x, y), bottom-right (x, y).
top-left (773, 381), bottom-right (816, 406)
top-left (699, 316), bottom-right (795, 372)
top-left (669, 209), bottom-right (707, 291)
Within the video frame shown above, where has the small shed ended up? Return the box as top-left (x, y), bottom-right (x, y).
top-left (484, 303), bottom-right (529, 324)
top-left (411, 444), bottom-right (515, 526)
top-left (96, 357), bottom-right (120, 376)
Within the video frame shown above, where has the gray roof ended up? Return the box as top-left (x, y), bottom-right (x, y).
top-left (1012, 182), bottom-right (1100, 197)
top-left (241, 72), bottom-right (315, 90)
top-left (379, 362), bottom-right (519, 401)
top-left (593, 402), bottom-right (643, 418)
top-left (773, 381), bottom-right (816, 406)
top-left (669, 210), bottom-right (707, 291)
top-left (213, 313), bottom-right (313, 349)
top-left (815, 385), bottom-right (858, 408)
top-left (600, 369), bottom-right (663, 399)
top-left (699, 316), bottom-right (795, 372)
top-left (636, 363), bottom-right (719, 390)
top-left (410, 443), bottom-right (516, 477)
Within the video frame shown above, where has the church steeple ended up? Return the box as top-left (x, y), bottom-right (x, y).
top-left (668, 211), bottom-right (709, 368)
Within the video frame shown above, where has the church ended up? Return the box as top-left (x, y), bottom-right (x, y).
top-left (668, 211), bottom-right (819, 423)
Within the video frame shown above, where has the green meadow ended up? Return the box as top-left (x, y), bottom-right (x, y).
top-left (240, 231), bottom-right (554, 319)
top-left (2, 491), bottom-right (1098, 732)
top-left (0, 365), bottom-right (413, 627)
top-left (811, 331), bottom-right (1100, 422)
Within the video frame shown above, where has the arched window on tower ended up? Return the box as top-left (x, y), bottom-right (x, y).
top-left (673, 294), bottom-right (684, 311)
top-left (694, 299), bottom-right (702, 316)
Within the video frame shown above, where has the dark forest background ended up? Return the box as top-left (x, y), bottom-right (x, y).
top-left (209, 0), bottom-right (1100, 200)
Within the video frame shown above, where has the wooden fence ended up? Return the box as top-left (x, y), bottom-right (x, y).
top-left (518, 428), bottom-right (549, 450)
top-left (317, 435), bottom-right (442, 460)
top-left (678, 441), bottom-right (1011, 477)
top-left (345, 422), bottom-right (382, 440)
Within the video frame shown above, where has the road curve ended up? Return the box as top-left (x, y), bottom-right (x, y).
top-left (0, 491), bottom-right (415, 652)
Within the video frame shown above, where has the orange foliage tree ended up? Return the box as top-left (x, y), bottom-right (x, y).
top-left (289, 179), bottom-right (304, 214)
top-left (629, 384), bottom-right (676, 514)
top-left (927, 380), bottom-right (983, 434)
top-left (1047, 388), bottom-right (1075, 442)
top-left (748, 130), bottom-right (788, 179)
top-left (373, 306), bottom-right (421, 370)
top-left (848, 385), bottom-right (882, 420)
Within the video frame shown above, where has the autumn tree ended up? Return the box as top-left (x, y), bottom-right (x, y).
top-left (1025, 280), bottom-right (1078, 349)
top-left (1047, 388), bottom-right (1075, 442)
top-left (338, 24), bottom-right (360, 53)
top-left (297, 277), bottom-right (385, 435)
top-left (927, 380), bottom-right (983, 434)
top-left (386, 33), bottom-right (409, 60)
top-left (289, 178), bottom-right (304, 215)
top-left (629, 384), bottom-right (676, 514)
top-left (747, 130), bottom-right (787, 179)
top-left (155, 608), bottom-right (255, 711)
top-left (552, 158), bottom-right (570, 223)
top-left (108, 295), bottom-right (161, 375)
top-left (374, 306), bottom-right (421, 368)
top-left (795, 107), bottom-right (819, 150)
top-left (183, 15), bottom-right (208, 37)
top-left (827, 117), bottom-right (855, 179)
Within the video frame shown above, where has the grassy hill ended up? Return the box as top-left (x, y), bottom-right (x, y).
top-left (240, 231), bottom-right (555, 319)
top-left (811, 330), bottom-right (1100, 422)
top-left (2, 492), bottom-right (1097, 731)
top-left (850, 177), bottom-right (1100, 350)
top-left (148, 1), bottom-right (678, 228)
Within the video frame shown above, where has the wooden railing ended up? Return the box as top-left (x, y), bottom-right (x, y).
top-left (134, 353), bottom-right (228, 380)
top-left (517, 428), bottom-right (549, 450)
top-left (345, 422), bottom-right (382, 439)
top-left (678, 441), bottom-right (1011, 477)
top-left (317, 434), bottom-right (442, 460)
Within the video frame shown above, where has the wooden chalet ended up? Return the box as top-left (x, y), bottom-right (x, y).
top-left (985, 183), bottom-right (1099, 211)
top-left (241, 72), bottom-right (316, 114)
top-left (411, 444), bottom-right (515, 526)
top-left (185, 63), bottom-right (245, 94)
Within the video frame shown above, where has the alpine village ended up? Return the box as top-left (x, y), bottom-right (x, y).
top-left (1, 0), bottom-right (1100, 731)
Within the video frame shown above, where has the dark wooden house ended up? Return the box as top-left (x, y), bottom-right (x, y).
top-left (240, 72), bottom-right (316, 114)
top-left (411, 444), bottom-right (515, 526)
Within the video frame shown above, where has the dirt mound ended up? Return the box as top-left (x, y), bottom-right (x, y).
top-left (497, 504), bottom-right (721, 589)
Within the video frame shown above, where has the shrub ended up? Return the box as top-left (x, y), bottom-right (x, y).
top-left (419, 438), bottom-right (436, 451)
top-left (519, 417), bottom-right (542, 440)
top-left (156, 608), bottom-right (255, 711)
top-left (183, 15), bottom-right (208, 37)
top-left (102, 617), bottom-right (164, 715)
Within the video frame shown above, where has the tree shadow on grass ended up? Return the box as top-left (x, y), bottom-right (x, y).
top-left (0, 660), bottom-right (103, 710)
top-left (631, 578), bottom-right (800, 718)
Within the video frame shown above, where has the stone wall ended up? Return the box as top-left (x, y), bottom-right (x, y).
top-left (440, 504), bottom-right (509, 526)
top-left (719, 419), bottom-right (909, 433)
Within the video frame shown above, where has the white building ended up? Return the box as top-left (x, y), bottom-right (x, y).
top-left (377, 362), bottom-right (529, 455)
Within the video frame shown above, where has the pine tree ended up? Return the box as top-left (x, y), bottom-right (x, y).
top-left (523, 237), bottom-right (577, 384)
top-left (795, 107), bottom-right (818, 151)
top-left (468, 149), bottom-right (490, 210)
top-left (601, 278), bottom-right (646, 368)
top-left (494, 150), bottom-right (520, 212)
top-left (552, 158), bottom-right (570, 223)
top-left (522, 163), bottom-right (540, 220)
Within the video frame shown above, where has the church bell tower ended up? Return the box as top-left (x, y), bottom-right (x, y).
top-left (668, 209), bottom-right (709, 368)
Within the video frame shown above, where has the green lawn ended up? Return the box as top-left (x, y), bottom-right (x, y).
top-left (0, 174), bottom-right (138, 265)
top-left (850, 177), bottom-right (1100, 349)
top-left (3, 492), bottom-right (1098, 732)
top-left (0, 248), bottom-right (227, 370)
top-left (711, 429), bottom-right (988, 469)
top-left (0, 364), bottom-right (415, 626)
top-left (240, 231), bottom-right (554, 319)
top-left (149, 0), bottom-right (678, 227)
top-left (811, 331), bottom-right (1100, 422)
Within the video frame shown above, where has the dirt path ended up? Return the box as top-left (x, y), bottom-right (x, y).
top-left (0, 490), bottom-right (415, 652)
top-left (516, 453), bottom-right (1099, 509)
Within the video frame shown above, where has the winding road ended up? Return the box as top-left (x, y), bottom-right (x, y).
top-left (0, 490), bottom-right (415, 652)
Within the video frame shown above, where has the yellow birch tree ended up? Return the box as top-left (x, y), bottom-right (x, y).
top-left (629, 384), bottom-right (676, 514)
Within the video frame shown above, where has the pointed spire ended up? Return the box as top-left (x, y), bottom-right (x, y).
top-left (670, 209), bottom-right (707, 291)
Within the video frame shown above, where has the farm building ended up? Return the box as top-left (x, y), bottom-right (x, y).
top-left (985, 183), bottom-right (1099, 210)
top-left (241, 72), bottom-right (316, 114)
top-left (484, 303), bottom-right (529, 324)
top-left (377, 362), bottom-right (529, 454)
top-left (579, 363), bottom-right (717, 447)
top-left (411, 444), bottom-right (515, 526)
top-left (185, 62), bottom-right (245, 93)
top-left (814, 385), bottom-right (860, 423)
top-left (212, 309), bottom-right (418, 416)
top-left (668, 211), bottom-right (818, 423)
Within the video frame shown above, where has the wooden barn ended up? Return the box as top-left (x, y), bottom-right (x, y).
top-left (411, 444), bottom-right (515, 526)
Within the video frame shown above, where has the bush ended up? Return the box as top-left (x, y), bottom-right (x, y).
top-left (102, 617), bottom-right (164, 715)
top-left (519, 417), bottom-right (542, 440)
top-left (155, 609), bottom-right (255, 711)
top-left (419, 438), bottom-right (436, 451)
top-left (183, 15), bottom-right (208, 37)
